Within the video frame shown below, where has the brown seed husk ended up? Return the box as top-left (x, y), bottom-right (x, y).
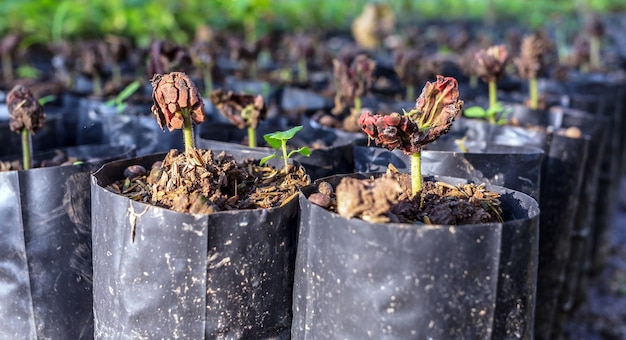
top-left (108, 149), bottom-right (310, 214)
top-left (7, 84), bottom-right (46, 134)
top-left (320, 169), bottom-right (502, 225)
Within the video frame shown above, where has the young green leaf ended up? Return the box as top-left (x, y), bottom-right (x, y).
top-left (17, 65), bottom-right (40, 79)
top-left (259, 154), bottom-right (277, 166)
top-left (116, 80), bottom-right (141, 103)
top-left (287, 146), bottom-right (311, 159)
top-left (38, 95), bottom-right (56, 106)
top-left (463, 102), bottom-right (511, 125)
top-left (259, 125), bottom-right (309, 171)
top-left (263, 125), bottom-right (303, 150)
top-left (105, 80), bottom-right (141, 112)
top-left (463, 106), bottom-right (488, 118)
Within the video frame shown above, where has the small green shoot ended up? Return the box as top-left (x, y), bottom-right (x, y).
top-left (463, 102), bottom-right (510, 125)
top-left (105, 80), bottom-right (141, 113)
top-left (38, 95), bottom-right (57, 106)
top-left (259, 126), bottom-right (311, 171)
top-left (17, 65), bottom-right (41, 79)
top-left (454, 136), bottom-right (469, 153)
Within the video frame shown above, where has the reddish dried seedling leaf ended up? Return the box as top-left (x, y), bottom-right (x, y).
top-left (332, 54), bottom-right (376, 114)
top-left (360, 76), bottom-right (463, 154)
top-left (209, 89), bottom-right (267, 130)
top-left (514, 33), bottom-right (553, 79)
top-left (411, 75), bottom-right (464, 145)
top-left (473, 44), bottom-right (509, 83)
top-left (359, 111), bottom-right (419, 154)
top-left (7, 84), bottom-right (46, 134)
top-left (151, 72), bottom-right (205, 131)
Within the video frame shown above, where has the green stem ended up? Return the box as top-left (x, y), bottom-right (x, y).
top-left (298, 58), bottom-right (307, 83)
top-left (589, 36), bottom-right (601, 70)
top-left (281, 140), bottom-right (289, 171)
top-left (354, 96), bottom-right (362, 115)
top-left (93, 73), bottom-right (103, 97)
top-left (204, 66), bottom-right (213, 98)
top-left (112, 64), bottom-right (122, 89)
top-left (22, 129), bottom-right (32, 170)
top-left (488, 80), bottom-right (497, 124)
top-left (410, 151), bottom-right (422, 197)
top-left (406, 84), bottom-right (415, 102)
top-left (248, 126), bottom-right (256, 148)
top-left (488, 79), bottom-right (497, 109)
top-left (455, 137), bottom-right (468, 153)
top-left (529, 77), bottom-right (539, 110)
top-left (2, 54), bottom-right (13, 83)
top-left (181, 107), bottom-right (195, 155)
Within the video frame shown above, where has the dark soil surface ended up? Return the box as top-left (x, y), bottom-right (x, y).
top-left (107, 148), bottom-right (310, 214)
top-left (308, 168), bottom-right (502, 225)
top-left (564, 176), bottom-right (626, 339)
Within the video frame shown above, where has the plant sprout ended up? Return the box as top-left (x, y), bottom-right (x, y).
top-left (227, 35), bottom-right (264, 80)
top-left (148, 40), bottom-right (193, 77)
top-left (359, 76), bottom-right (463, 196)
top-left (17, 65), bottom-right (40, 79)
top-left (150, 72), bottom-right (205, 158)
top-left (332, 54), bottom-right (376, 115)
top-left (105, 34), bottom-right (132, 89)
top-left (79, 40), bottom-right (108, 97)
top-left (394, 48), bottom-right (420, 102)
top-left (458, 46), bottom-right (481, 89)
top-left (351, 2), bottom-right (395, 50)
top-left (259, 126), bottom-right (311, 172)
top-left (210, 89), bottom-right (266, 148)
top-left (286, 32), bottom-right (315, 83)
top-left (332, 54), bottom-right (376, 132)
top-left (514, 33), bottom-right (552, 110)
top-left (0, 33), bottom-right (20, 83)
top-left (7, 84), bottom-right (46, 170)
top-left (463, 102), bottom-right (510, 125)
top-left (105, 80), bottom-right (141, 113)
top-left (584, 13), bottom-right (604, 71)
top-left (38, 95), bottom-right (57, 106)
top-left (394, 47), bottom-right (441, 102)
top-left (474, 44), bottom-right (509, 119)
top-left (190, 39), bottom-right (215, 97)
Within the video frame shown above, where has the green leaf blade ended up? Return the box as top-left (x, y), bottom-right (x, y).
top-left (463, 106), bottom-right (488, 118)
top-left (287, 147), bottom-right (311, 159)
top-left (117, 80), bottom-right (142, 102)
top-left (263, 125), bottom-right (303, 150)
top-left (259, 154), bottom-right (277, 166)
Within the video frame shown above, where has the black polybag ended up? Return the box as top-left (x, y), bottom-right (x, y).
top-left (548, 107), bottom-right (609, 338)
top-left (431, 115), bottom-right (591, 339)
top-left (293, 174), bottom-right (540, 339)
top-left (197, 117), bottom-right (364, 180)
top-left (479, 109), bottom-right (591, 340)
top-left (74, 98), bottom-right (183, 156)
top-left (277, 86), bottom-right (333, 115)
top-left (537, 76), bottom-right (626, 275)
top-left (0, 144), bottom-right (135, 339)
top-left (91, 150), bottom-right (301, 339)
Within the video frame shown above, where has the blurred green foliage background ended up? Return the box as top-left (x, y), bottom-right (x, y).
top-left (1, 0), bottom-right (624, 47)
